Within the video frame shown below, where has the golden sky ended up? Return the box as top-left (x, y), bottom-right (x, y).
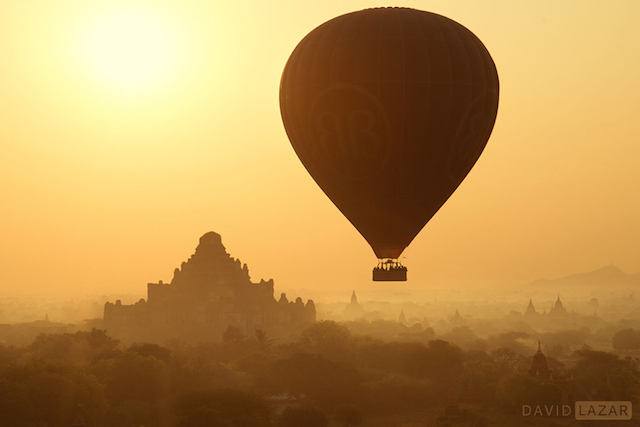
top-left (1, 0), bottom-right (639, 298)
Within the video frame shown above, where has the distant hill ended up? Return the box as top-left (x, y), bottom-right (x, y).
top-left (529, 265), bottom-right (640, 289)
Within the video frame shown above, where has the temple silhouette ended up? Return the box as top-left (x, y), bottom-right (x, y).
top-left (529, 341), bottom-right (586, 407)
top-left (104, 232), bottom-right (316, 343)
top-left (343, 290), bottom-right (365, 319)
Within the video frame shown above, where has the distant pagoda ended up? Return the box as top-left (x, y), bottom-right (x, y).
top-left (530, 341), bottom-right (551, 379)
top-left (343, 290), bottom-right (365, 318)
top-left (450, 309), bottom-right (466, 326)
top-left (72, 405), bottom-right (85, 427)
top-left (549, 294), bottom-right (567, 316)
top-left (398, 309), bottom-right (407, 325)
top-left (525, 299), bottom-right (537, 316)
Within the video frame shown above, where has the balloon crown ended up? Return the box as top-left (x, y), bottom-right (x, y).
top-left (368, 6), bottom-right (416, 10)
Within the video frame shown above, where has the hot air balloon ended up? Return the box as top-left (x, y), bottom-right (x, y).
top-left (279, 7), bottom-right (499, 281)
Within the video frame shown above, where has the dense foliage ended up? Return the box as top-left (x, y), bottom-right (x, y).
top-left (0, 323), bottom-right (638, 426)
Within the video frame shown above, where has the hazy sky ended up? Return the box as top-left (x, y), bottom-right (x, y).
top-left (1, 0), bottom-right (639, 298)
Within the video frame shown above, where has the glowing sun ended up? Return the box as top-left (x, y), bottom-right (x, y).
top-left (83, 8), bottom-right (178, 89)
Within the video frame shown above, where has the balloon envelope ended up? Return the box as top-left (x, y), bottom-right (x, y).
top-left (280, 7), bottom-right (499, 259)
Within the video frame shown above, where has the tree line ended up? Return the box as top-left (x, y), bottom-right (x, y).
top-left (0, 322), bottom-right (639, 426)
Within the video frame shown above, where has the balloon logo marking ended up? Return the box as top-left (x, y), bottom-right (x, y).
top-left (447, 89), bottom-right (498, 183)
top-left (308, 84), bottom-right (392, 180)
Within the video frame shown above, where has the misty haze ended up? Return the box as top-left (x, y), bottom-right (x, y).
top-left (2, 1), bottom-right (640, 427)
top-left (1, 231), bottom-right (640, 426)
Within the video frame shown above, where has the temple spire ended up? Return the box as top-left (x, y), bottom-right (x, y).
top-left (398, 309), bottom-right (407, 324)
top-left (73, 404), bottom-right (86, 426)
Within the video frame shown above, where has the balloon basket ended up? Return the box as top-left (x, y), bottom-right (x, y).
top-left (373, 261), bottom-right (407, 282)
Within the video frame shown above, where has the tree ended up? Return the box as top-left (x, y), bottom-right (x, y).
top-left (300, 321), bottom-right (352, 360)
top-left (128, 342), bottom-right (171, 363)
top-left (366, 375), bottom-right (440, 413)
top-left (404, 340), bottom-right (464, 385)
top-left (0, 344), bottom-right (22, 367)
top-left (486, 331), bottom-right (529, 353)
top-left (572, 349), bottom-right (640, 400)
top-left (27, 329), bottom-right (119, 362)
top-left (254, 329), bottom-right (273, 351)
top-left (96, 353), bottom-right (168, 406)
top-left (491, 347), bottom-right (530, 375)
top-left (457, 350), bottom-right (499, 405)
top-left (334, 404), bottom-right (363, 426)
top-left (273, 353), bottom-right (362, 406)
top-left (278, 405), bottom-right (328, 427)
top-left (540, 328), bottom-right (591, 351)
top-left (0, 377), bottom-right (36, 426)
top-left (440, 326), bottom-right (478, 348)
top-left (496, 373), bottom-right (561, 413)
top-left (174, 388), bottom-right (271, 427)
top-left (223, 325), bottom-right (244, 343)
top-left (612, 329), bottom-right (640, 351)
top-left (0, 359), bottom-right (108, 427)
top-left (607, 366), bottom-right (640, 400)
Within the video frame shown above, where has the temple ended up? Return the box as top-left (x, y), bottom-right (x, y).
top-left (529, 341), bottom-right (585, 406)
top-left (530, 341), bottom-right (551, 379)
top-left (104, 232), bottom-right (316, 343)
top-left (548, 294), bottom-right (567, 316)
top-left (343, 290), bottom-right (365, 318)
top-left (525, 299), bottom-right (537, 316)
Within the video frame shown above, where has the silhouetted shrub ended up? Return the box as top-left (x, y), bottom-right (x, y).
top-left (334, 404), bottom-right (363, 426)
top-left (278, 405), bottom-right (328, 427)
top-left (613, 329), bottom-right (640, 351)
top-left (174, 388), bottom-right (272, 427)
